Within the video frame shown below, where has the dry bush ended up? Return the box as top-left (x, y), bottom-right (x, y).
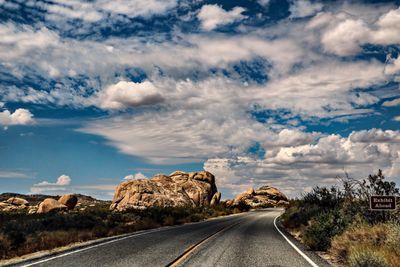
top-left (0, 205), bottom-right (239, 260)
top-left (348, 246), bottom-right (388, 267)
top-left (330, 223), bottom-right (388, 262)
top-left (0, 234), bottom-right (11, 258)
top-left (330, 223), bottom-right (400, 267)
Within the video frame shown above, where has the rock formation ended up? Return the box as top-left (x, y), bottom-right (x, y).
top-left (59, 194), bottom-right (78, 210)
top-left (6, 197), bottom-right (29, 206)
top-left (231, 186), bottom-right (289, 208)
top-left (110, 171), bottom-right (221, 211)
top-left (37, 198), bottom-right (68, 213)
top-left (0, 197), bottom-right (29, 212)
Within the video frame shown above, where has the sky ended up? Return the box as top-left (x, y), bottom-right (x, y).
top-left (0, 0), bottom-right (400, 200)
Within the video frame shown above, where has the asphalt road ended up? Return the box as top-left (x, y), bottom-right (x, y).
top-left (12, 209), bottom-right (330, 267)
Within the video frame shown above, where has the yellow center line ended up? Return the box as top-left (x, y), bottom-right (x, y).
top-left (166, 221), bottom-right (241, 267)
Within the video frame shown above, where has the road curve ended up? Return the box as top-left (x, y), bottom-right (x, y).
top-left (11, 209), bottom-right (330, 267)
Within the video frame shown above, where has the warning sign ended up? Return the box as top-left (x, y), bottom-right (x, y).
top-left (370, 196), bottom-right (397, 210)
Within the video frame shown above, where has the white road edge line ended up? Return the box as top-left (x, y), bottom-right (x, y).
top-left (20, 227), bottom-right (166, 267)
top-left (273, 215), bottom-right (319, 267)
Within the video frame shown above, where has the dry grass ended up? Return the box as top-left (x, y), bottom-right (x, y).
top-left (0, 203), bottom-right (243, 260)
top-left (330, 222), bottom-right (400, 267)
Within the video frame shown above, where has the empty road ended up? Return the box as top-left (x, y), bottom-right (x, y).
top-left (12, 209), bottom-right (330, 267)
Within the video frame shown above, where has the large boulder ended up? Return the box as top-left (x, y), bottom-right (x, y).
top-left (110, 171), bottom-right (221, 211)
top-left (58, 194), bottom-right (78, 210)
top-left (0, 202), bottom-right (13, 211)
top-left (6, 197), bottom-right (29, 206)
top-left (37, 198), bottom-right (68, 213)
top-left (232, 186), bottom-right (288, 208)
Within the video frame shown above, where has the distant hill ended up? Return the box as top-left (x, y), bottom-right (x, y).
top-left (0, 193), bottom-right (110, 206)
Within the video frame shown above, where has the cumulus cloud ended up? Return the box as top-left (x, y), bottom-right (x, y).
top-left (0, 108), bottom-right (35, 126)
top-left (321, 19), bottom-right (370, 56)
top-left (124, 172), bottom-right (147, 180)
top-left (289, 0), bottom-right (323, 18)
top-left (79, 77), bottom-right (273, 164)
top-left (30, 174), bottom-right (117, 198)
top-left (97, 81), bottom-right (163, 110)
top-left (384, 56), bottom-right (400, 75)
top-left (36, 174), bottom-right (71, 186)
top-left (197, 4), bottom-right (247, 31)
top-left (205, 128), bottom-right (400, 197)
top-left (319, 8), bottom-right (400, 56)
top-left (349, 128), bottom-right (400, 143)
top-left (30, 174), bottom-right (71, 194)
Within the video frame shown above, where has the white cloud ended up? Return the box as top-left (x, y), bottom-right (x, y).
top-left (79, 77), bottom-right (274, 164)
top-left (384, 56), bottom-right (400, 75)
top-left (124, 172), bottom-right (147, 180)
top-left (197, 4), bottom-right (247, 31)
top-left (382, 98), bottom-right (400, 107)
top-left (0, 171), bottom-right (30, 179)
top-left (98, 0), bottom-right (177, 17)
top-left (29, 175), bottom-right (117, 199)
top-left (256, 59), bottom-right (387, 118)
top-left (36, 174), bottom-right (71, 186)
top-left (321, 19), bottom-right (370, 56)
top-left (349, 128), bottom-right (400, 143)
top-left (0, 108), bottom-right (35, 126)
top-left (0, 23), bottom-right (59, 61)
top-left (46, 0), bottom-right (103, 22)
top-left (205, 128), bottom-right (400, 198)
top-left (30, 174), bottom-right (71, 194)
top-left (44, 0), bottom-right (177, 22)
top-left (289, 0), bottom-right (323, 18)
top-left (97, 81), bottom-right (163, 110)
top-left (319, 8), bottom-right (400, 56)
top-left (257, 0), bottom-right (270, 7)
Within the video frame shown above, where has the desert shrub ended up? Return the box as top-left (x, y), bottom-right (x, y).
top-left (385, 222), bottom-right (400, 254)
top-left (303, 209), bottom-right (349, 251)
top-left (303, 186), bottom-right (342, 210)
top-left (162, 215), bottom-right (175, 226)
top-left (0, 203), bottom-right (242, 260)
top-left (348, 247), bottom-right (388, 267)
top-left (330, 223), bottom-right (389, 262)
top-left (0, 234), bottom-right (11, 258)
top-left (281, 203), bottom-right (320, 229)
top-left (330, 222), bottom-right (400, 266)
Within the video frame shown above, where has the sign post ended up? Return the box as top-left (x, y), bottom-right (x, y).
top-left (370, 196), bottom-right (397, 210)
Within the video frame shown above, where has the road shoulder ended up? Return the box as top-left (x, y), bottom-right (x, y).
top-left (275, 216), bottom-right (332, 267)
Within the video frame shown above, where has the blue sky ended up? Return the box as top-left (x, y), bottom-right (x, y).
top-left (0, 0), bottom-right (399, 200)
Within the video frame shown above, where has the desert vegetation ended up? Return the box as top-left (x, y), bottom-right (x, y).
top-left (281, 170), bottom-right (400, 267)
top-left (0, 202), bottom-right (247, 260)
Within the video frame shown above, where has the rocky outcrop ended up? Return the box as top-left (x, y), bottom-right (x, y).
top-left (110, 171), bottom-right (221, 211)
top-left (6, 197), bottom-right (29, 206)
top-left (231, 186), bottom-right (288, 208)
top-left (37, 198), bottom-right (68, 213)
top-left (59, 194), bottom-right (78, 210)
top-left (0, 197), bottom-right (29, 212)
